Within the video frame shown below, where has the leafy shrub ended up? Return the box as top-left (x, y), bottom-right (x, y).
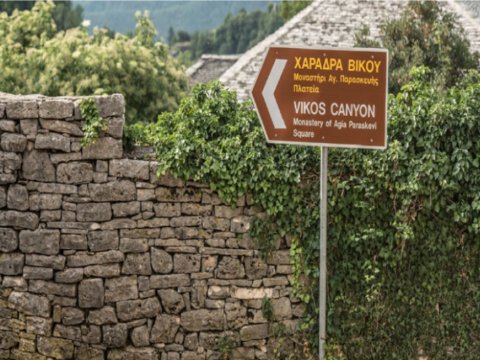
top-left (142, 73), bottom-right (480, 358)
top-left (356, 1), bottom-right (479, 93)
top-left (0, 1), bottom-right (188, 123)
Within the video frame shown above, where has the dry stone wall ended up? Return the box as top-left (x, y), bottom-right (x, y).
top-left (0, 93), bottom-right (299, 359)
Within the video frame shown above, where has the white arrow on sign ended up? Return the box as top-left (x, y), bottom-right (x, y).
top-left (261, 59), bottom-right (287, 129)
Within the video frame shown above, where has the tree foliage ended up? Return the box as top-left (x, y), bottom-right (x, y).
top-left (356, 1), bottom-right (479, 93)
top-left (0, 0), bottom-right (83, 30)
top-left (279, 0), bottom-right (312, 20)
top-left (0, 1), bottom-right (188, 123)
top-left (171, 4), bottom-right (285, 62)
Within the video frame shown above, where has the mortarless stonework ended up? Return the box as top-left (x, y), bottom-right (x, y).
top-left (0, 93), bottom-right (298, 360)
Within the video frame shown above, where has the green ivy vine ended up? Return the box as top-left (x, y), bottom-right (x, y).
top-left (80, 97), bottom-right (107, 147)
top-left (127, 73), bottom-right (480, 359)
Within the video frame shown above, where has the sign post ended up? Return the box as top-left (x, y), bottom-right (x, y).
top-left (251, 46), bottom-right (388, 359)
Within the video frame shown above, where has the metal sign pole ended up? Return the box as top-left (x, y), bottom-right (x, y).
top-left (319, 146), bottom-right (328, 359)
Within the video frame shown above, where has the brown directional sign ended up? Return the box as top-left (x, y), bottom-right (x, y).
top-left (251, 46), bottom-right (388, 149)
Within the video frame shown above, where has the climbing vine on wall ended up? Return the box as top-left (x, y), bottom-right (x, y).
top-left (130, 72), bottom-right (480, 358)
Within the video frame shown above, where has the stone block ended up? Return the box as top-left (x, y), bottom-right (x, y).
top-left (122, 253), bottom-right (152, 275)
top-left (37, 336), bottom-right (74, 359)
top-left (50, 152), bottom-right (81, 164)
top-left (272, 298), bottom-right (292, 320)
top-left (81, 324), bottom-right (101, 344)
top-left (0, 152), bottom-right (21, 173)
top-left (263, 277), bottom-right (289, 287)
top-left (119, 238), bottom-right (148, 253)
top-left (150, 274), bottom-right (190, 289)
top-left (74, 345), bottom-right (104, 360)
top-left (112, 201), bottom-right (140, 217)
top-left (214, 206), bottom-right (243, 218)
top-left (131, 325), bottom-right (150, 347)
top-left (153, 202), bottom-right (181, 218)
top-left (150, 314), bottom-right (180, 343)
top-left (245, 257), bottom-right (268, 280)
top-left (62, 307), bottom-right (85, 325)
top-left (39, 119), bottom-right (82, 136)
top-left (174, 254), bottom-right (201, 273)
top-left (39, 100), bottom-right (74, 119)
top-left (207, 286), bottom-right (230, 299)
top-left (180, 309), bottom-right (225, 331)
top-left (67, 250), bottom-right (124, 267)
top-left (116, 297), bottom-right (161, 321)
top-left (19, 230), bottom-right (60, 255)
top-left (52, 324), bottom-right (81, 341)
top-left (137, 189), bottom-right (155, 201)
top-left (55, 268), bottom-right (83, 283)
top-left (29, 280), bottom-right (76, 297)
top-left (158, 289), bottom-right (185, 314)
top-left (95, 94), bottom-right (125, 117)
top-left (35, 133), bottom-right (70, 152)
top-left (170, 216), bottom-right (201, 227)
top-left (26, 316), bottom-right (52, 336)
top-left (22, 150), bottom-right (55, 182)
top-left (225, 302), bottom-right (247, 329)
top-left (155, 187), bottom-right (201, 203)
top-left (23, 266), bottom-right (53, 280)
top-left (6, 101), bottom-right (38, 119)
top-left (103, 323), bottom-right (128, 348)
top-left (202, 217), bottom-right (230, 231)
top-left (0, 119), bottom-right (15, 132)
top-left (89, 180), bottom-right (136, 202)
top-left (0, 228), bottom-right (18, 252)
top-left (6, 184), bottom-right (28, 210)
top-left (29, 193), bottom-right (62, 210)
top-left (61, 234), bottom-right (87, 250)
top-left (120, 228), bottom-right (160, 238)
top-left (231, 216), bottom-right (250, 233)
top-left (0, 187), bottom-right (5, 208)
top-left (88, 230), bottom-right (119, 252)
top-left (151, 248), bottom-right (173, 274)
top-left (240, 324), bottom-right (269, 341)
top-left (105, 276), bottom-right (138, 302)
top-left (25, 254), bottom-right (65, 270)
top-left (0, 210), bottom-right (38, 229)
top-left (109, 159), bottom-right (149, 180)
top-left (79, 278), bottom-right (104, 309)
top-left (37, 182), bottom-right (77, 194)
top-left (216, 257), bottom-right (245, 279)
top-left (8, 291), bottom-right (50, 317)
top-left (82, 137), bottom-right (122, 160)
top-left (137, 218), bottom-right (169, 228)
top-left (231, 287), bottom-right (273, 300)
top-left (57, 162), bottom-right (93, 184)
top-left (181, 203), bottom-right (212, 216)
top-left (0, 253), bottom-right (24, 275)
top-left (20, 119), bottom-right (38, 136)
top-left (87, 306), bottom-right (117, 325)
top-left (77, 202), bottom-right (112, 222)
top-left (84, 264), bottom-right (121, 278)
top-left (2, 276), bottom-right (26, 290)
top-left (40, 210), bottom-right (61, 221)
top-left (105, 117), bottom-right (124, 139)
top-left (1, 133), bottom-right (27, 152)
top-left (266, 250), bottom-right (291, 265)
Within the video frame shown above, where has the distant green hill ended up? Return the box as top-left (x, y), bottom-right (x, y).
top-left (75, 1), bottom-right (276, 41)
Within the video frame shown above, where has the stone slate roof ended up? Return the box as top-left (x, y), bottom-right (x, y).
top-left (219, 0), bottom-right (480, 101)
top-left (186, 54), bottom-right (240, 85)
